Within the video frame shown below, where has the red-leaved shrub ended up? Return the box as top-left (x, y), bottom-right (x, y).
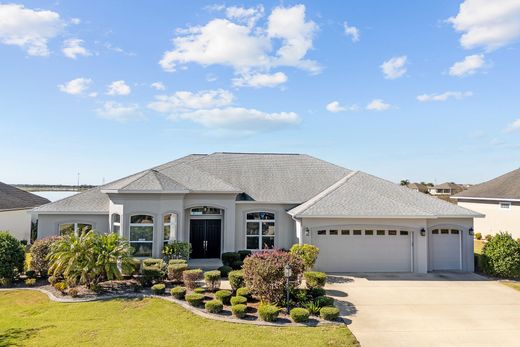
top-left (30, 236), bottom-right (62, 276)
top-left (242, 250), bottom-right (304, 305)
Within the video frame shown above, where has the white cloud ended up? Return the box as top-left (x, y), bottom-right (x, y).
top-left (107, 80), bottom-right (131, 96)
top-left (448, 0), bottom-right (520, 51)
top-left (96, 101), bottom-right (142, 122)
top-left (62, 38), bottom-right (91, 59)
top-left (226, 5), bottom-right (264, 27)
top-left (380, 56), bottom-right (407, 79)
top-left (148, 89), bottom-right (234, 113)
top-left (160, 4), bottom-right (320, 78)
top-left (366, 99), bottom-right (392, 111)
top-left (151, 82), bottom-right (165, 91)
top-left (206, 73), bottom-right (218, 82)
top-left (326, 101), bottom-right (346, 113)
top-left (343, 21), bottom-right (359, 42)
top-left (70, 18), bottom-right (81, 25)
top-left (449, 54), bottom-right (485, 76)
top-left (104, 42), bottom-right (136, 56)
top-left (506, 118), bottom-right (520, 132)
top-left (232, 72), bottom-right (287, 88)
top-left (58, 77), bottom-right (92, 95)
top-left (0, 4), bottom-right (64, 56)
top-left (417, 91), bottom-right (473, 102)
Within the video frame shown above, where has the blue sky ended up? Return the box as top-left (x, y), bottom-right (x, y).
top-left (1, 0), bottom-right (519, 185)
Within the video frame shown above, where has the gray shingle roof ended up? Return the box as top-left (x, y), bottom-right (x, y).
top-left (453, 167), bottom-right (520, 200)
top-left (103, 170), bottom-right (190, 192)
top-left (289, 171), bottom-right (482, 218)
top-left (0, 182), bottom-right (50, 211)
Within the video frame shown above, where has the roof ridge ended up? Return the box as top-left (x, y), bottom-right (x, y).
top-left (118, 170), bottom-right (152, 191)
top-left (151, 170), bottom-right (190, 191)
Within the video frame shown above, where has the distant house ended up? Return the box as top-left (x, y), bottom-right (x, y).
top-left (406, 183), bottom-right (428, 193)
top-left (452, 168), bottom-right (520, 239)
top-left (0, 182), bottom-right (50, 241)
top-left (428, 182), bottom-right (464, 196)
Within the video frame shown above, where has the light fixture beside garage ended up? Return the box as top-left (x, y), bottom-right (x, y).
top-left (469, 227), bottom-right (474, 236)
top-left (304, 227), bottom-right (310, 237)
top-left (420, 228), bottom-right (426, 236)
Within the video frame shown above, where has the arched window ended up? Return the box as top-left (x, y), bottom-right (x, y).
top-left (163, 213), bottom-right (178, 247)
top-left (58, 223), bottom-right (92, 236)
top-left (111, 214), bottom-right (121, 234)
top-left (246, 212), bottom-right (275, 250)
top-left (129, 215), bottom-right (154, 257)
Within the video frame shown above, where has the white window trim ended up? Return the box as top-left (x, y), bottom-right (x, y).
top-left (58, 222), bottom-right (92, 236)
top-left (499, 201), bottom-right (511, 210)
top-left (245, 212), bottom-right (275, 250)
top-left (111, 214), bottom-right (121, 235)
top-left (163, 213), bottom-right (178, 245)
top-left (129, 215), bottom-right (154, 258)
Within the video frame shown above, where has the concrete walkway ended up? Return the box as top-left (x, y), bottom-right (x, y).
top-left (326, 272), bottom-right (520, 347)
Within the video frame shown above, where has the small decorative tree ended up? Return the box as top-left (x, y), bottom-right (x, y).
top-left (289, 244), bottom-right (319, 270)
top-left (30, 236), bottom-right (62, 276)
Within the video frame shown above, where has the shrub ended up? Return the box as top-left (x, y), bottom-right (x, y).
top-left (236, 287), bottom-right (251, 300)
top-left (162, 241), bottom-right (191, 261)
top-left (304, 271), bottom-right (327, 289)
top-left (169, 259), bottom-right (187, 265)
top-left (53, 281), bottom-right (67, 293)
top-left (485, 234), bottom-right (493, 242)
top-left (242, 250), bottom-right (304, 304)
top-left (231, 260), bottom-right (244, 270)
top-left (171, 286), bottom-right (187, 299)
top-left (151, 283), bottom-right (166, 295)
top-left (194, 287), bottom-right (205, 294)
top-left (258, 303), bottom-right (280, 322)
top-left (237, 250), bottom-right (252, 261)
top-left (218, 265), bottom-right (232, 278)
top-left (182, 269), bottom-right (203, 290)
top-left (25, 278), bottom-right (36, 286)
top-left (215, 290), bottom-right (232, 305)
top-left (222, 252), bottom-right (241, 266)
top-left (185, 293), bottom-right (204, 306)
top-left (315, 296), bottom-right (335, 308)
top-left (304, 301), bottom-right (321, 315)
top-left (143, 258), bottom-right (163, 268)
top-left (48, 275), bottom-right (59, 285)
top-left (68, 287), bottom-right (79, 298)
top-left (474, 253), bottom-right (487, 273)
top-left (475, 232), bottom-right (482, 240)
top-left (309, 287), bottom-right (326, 298)
top-left (30, 236), bottom-right (62, 276)
top-left (230, 295), bottom-right (247, 306)
top-left (290, 307), bottom-right (310, 323)
top-left (231, 304), bottom-right (247, 318)
top-left (0, 278), bottom-right (11, 287)
top-left (141, 266), bottom-right (165, 287)
top-left (0, 231), bottom-right (25, 282)
top-left (205, 299), bottom-right (223, 313)
top-left (25, 270), bottom-right (36, 279)
top-left (167, 263), bottom-right (188, 282)
top-left (320, 306), bottom-right (340, 321)
top-left (290, 244), bottom-right (320, 270)
top-left (228, 270), bottom-right (244, 291)
top-left (204, 270), bottom-right (221, 291)
top-left (482, 232), bottom-right (520, 278)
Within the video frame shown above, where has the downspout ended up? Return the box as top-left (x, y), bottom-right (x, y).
top-left (291, 216), bottom-right (304, 245)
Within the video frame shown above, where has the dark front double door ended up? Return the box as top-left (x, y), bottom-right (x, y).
top-left (190, 219), bottom-right (221, 258)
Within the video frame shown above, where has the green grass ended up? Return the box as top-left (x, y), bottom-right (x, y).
top-left (474, 240), bottom-right (485, 254)
top-left (0, 291), bottom-right (358, 347)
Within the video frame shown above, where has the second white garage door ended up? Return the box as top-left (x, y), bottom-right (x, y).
top-left (313, 228), bottom-right (413, 272)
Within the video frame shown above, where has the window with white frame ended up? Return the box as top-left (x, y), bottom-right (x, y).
top-left (163, 213), bottom-right (178, 247)
top-left (499, 202), bottom-right (511, 209)
top-left (58, 223), bottom-right (92, 236)
top-left (112, 214), bottom-right (121, 234)
top-left (246, 212), bottom-right (275, 250)
top-left (129, 215), bottom-right (154, 257)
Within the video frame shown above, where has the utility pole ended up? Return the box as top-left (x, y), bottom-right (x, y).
top-left (77, 172), bottom-right (80, 188)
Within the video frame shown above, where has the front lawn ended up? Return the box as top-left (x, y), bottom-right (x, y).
top-left (0, 291), bottom-right (359, 347)
top-left (502, 282), bottom-right (520, 292)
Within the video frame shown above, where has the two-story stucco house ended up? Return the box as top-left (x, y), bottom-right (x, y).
top-left (33, 152), bottom-right (481, 273)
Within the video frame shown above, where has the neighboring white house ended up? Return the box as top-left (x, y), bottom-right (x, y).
top-left (452, 168), bottom-right (520, 239)
top-left (0, 182), bottom-right (50, 241)
top-left (33, 152), bottom-right (482, 273)
top-left (428, 182), bottom-right (463, 196)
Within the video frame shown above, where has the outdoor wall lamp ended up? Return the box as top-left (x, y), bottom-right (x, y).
top-left (469, 227), bottom-right (474, 236)
top-left (304, 227), bottom-right (310, 237)
top-left (420, 228), bottom-right (426, 236)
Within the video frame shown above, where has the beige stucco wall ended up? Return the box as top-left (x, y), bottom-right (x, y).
top-left (0, 209), bottom-right (32, 241)
top-left (37, 213), bottom-right (109, 239)
top-left (457, 199), bottom-right (520, 239)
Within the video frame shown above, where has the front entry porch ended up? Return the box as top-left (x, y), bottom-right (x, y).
top-left (188, 258), bottom-right (224, 271)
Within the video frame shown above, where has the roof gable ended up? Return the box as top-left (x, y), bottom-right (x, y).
top-left (0, 182), bottom-right (50, 210)
top-left (453, 167), bottom-right (520, 200)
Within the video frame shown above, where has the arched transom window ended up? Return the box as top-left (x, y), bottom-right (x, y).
top-left (129, 215), bottom-right (154, 257)
top-left (246, 212), bottom-right (275, 250)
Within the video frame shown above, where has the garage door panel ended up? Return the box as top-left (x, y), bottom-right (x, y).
top-left (430, 229), bottom-right (461, 271)
top-left (314, 231), bottom-right (412, 272)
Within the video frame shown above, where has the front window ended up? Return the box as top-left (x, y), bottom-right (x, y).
top-left (129, 214), bottom-right (154, 257)
top-left (163, 213), bottom-right (178, 246)
top-left (246, 212), bottom-right (275, 250)
top-left (58, 223), bottom-right (92, 236)
top-left (112, 214), bottom-right (121, 234)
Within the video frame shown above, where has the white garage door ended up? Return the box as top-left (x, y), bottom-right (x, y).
top-left (314, 228), bottom-right (413, 272)
top-left (430, 228), bottom-right (461, 271)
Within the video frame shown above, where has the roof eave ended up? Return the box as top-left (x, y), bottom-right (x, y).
top-left (32, 210), bottom-right (109, 215)
top-left (453, 196), bottom-right (520, 202)
top-left (293, 214), bottom-right (482, 219)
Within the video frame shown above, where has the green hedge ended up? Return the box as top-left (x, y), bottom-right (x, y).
top-left (228, 270), bottom-right (244, 291)
top-left (290, 307), bottom-right (310, 323)
top-left (205, 299), bottom-right (223, 313)
top-left (215, 290), bottom-right (232, 305)
top-left (258, 303), bottom-right (279, 322)
top-left (230, 295), bottom-right (247, 306)
top-left (185, 293), bottom-right (204, 307)
top-left (320, 306), bottom-right (340, 321)
top-left (170, 286), bottom-right (186, 300)
top-left (231, 304), bottom-right (247, 318)
top-left (151, 283), bottom-right (166, 295)
top-left (304, 271), bottom-right (327, 289)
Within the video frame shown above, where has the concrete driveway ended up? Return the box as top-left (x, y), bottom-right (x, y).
top-left (325, 272), bottom-right (520, 347)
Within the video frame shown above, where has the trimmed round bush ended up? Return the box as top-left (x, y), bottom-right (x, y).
top-left (215, 289), bottom-right (232, 305)
top-left (0, 231), bottom-right (25, 282)
top-left (304, 271), bottom-right (327, 289)
top-left (204, 270), bottom-right (221, 291)
top-left (218, 265), bottom-right (232, 278)
top-left (169, 259), bottom-right (187, 265)
top-left (258, 303), bottom-right (280, 322)
top-left (171, 286), bottom-right (187, 300)
top-left (182, 269), bottom-right (203, 290)
top-left (231, 304), bottom-right (247, 318)
top-left (230, 295), bottom-right (247, 306)
top-left (290, 244), bottom-right (320, 270)
top-left (237, 250), bottom-right (252, 261)
top-left (320, 306), bottom-right (340, 321)
top-left (482, 232), bottom-right (520, 278)
top-left (29, 236), bottom-right (61, 276)
top-left (185, 293), bottom-right (204, 307)
top-left (141, 266), bottom-right (165, 287)
top-left (236, 287), bottom-right (250, 300)
top-left (143, 258), bottom-right (163, 267)
top-left (316, 296), bottom-right (334, 307)
top-left (231, 260), bottom-right (243, 270)
top-left (194, 287), bottom-right (205, 294)
top-left (222, 252), bottom-right (241, 266)
top-left (167, 263), bottom-right (188, 282)
top-left (309, 287), bottom-right (326, 298)
top-left (205, 299), bottom-right (223, 313)
top-left (151, 283), bottom-right (166, 295)
top-left (228, 270), bottom-right (244, 291)
top-left (290, 307), bottom-right (310, 323)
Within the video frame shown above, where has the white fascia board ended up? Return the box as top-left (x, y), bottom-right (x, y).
top-left (33, 211), bottom-right (109, 215)
top-left (294, 214), bottom-right (484, 219)
top-left (453, 196), bottom-right (520, 202)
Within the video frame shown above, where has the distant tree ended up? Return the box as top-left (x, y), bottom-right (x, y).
top-left (400, 179), bottom-right (410, 186)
